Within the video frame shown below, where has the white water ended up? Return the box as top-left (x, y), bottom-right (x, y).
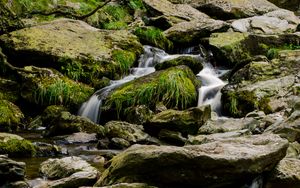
top-left (79, 45), bottom-right (227, 123)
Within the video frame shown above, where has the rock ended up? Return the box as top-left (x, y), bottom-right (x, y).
top-left (104, 121), bottom-right (156, 146)
top-left (232, 9), bottom-right (300, 34)
top-left (0, 19), bottom-right (143, 85)
top-left (164, 19), bottom-right (229, 44)
top-left (109, 138), bottom-right (131, 150)
top-left (198, 117), bottom-right (260, 134)
top-left (286, 142), bottom-right (300, 158)
top-left (0, 78), bottom-right (20, 103)
top-left (0, 1), bottom-right (24, 35)
top-left (0, 133), bottom-right (36, 157)
top-left (265, 110), bottom-right (300, 142)
top-left (39, 156), bottom-right (98, 180)
top-left (145, 106), bottom-right (211, 135)
top-left (265, 158), bottom-right (300, 188)
top-left (102, 66), bottom-right (199, 121)
top-left (20, 66), bottom-right (94, 110)
top-left (123, 105), bottom-right (153, 125)
top-left (96, 134), bottom-right (288, 187)
top-left (180, 0), bottom-right (279, 20)
top-left (187, 129), bottom-right (251, 145)
top-left (34, 142), bottom-right (62, 157)
top-left (39, 106), bottom-right (104, 137)
top-left (0, 100), bottom-right (24, 131)
top-left (63, 133), bottom-right (98, 144)
top-left (267, 0), bottom-right (300, 11)
top-left (87, 183), bottom-right (158, 188)
top-left (155, 56), bottom-right (203, 74)
top-left (158, 129), bottom-right (187, 146)
top-left (0, 155), bottom-right (25, 186)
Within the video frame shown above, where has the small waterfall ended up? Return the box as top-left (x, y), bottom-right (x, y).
top-left (197, 64), bottom-right (228, 115)
top-left (78, 46), bottom-right (169, 123)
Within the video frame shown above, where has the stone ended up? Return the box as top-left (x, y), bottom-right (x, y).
top-left (267, 0), bottom-right (300, 11)
top-left (0, 155), bottom-right (25, 186)
top-left (286, 142), bottom-right (300, 158)
top-left (83, 183), bottom-right (157, 188)
top-left (39, 156), bottom-right (98, 180)
top-left (96, 134), bottom-right (288, 187)
top-left (124, 105), bottom-right (153, 125)
top-left (198, 117), bottom-right (260, 134)
top-left (145, 106), bottom-right (211, 135)
top-left (0, 100), bottom-right (24, 132)
top-left (0, 19), bottom-right (143, 85)
top-left (109, 138), bottom-right (131, 150)
top-left (158, 129), bottom-right (187, 146)
top-left (34, 142), bottom-right (62, 157)
top-left (265, 158), bottom-right (300, 188)
top-left (0, 77), bottom-right (20, 103)
top-left (0, 1), bottom-right (24, 35)
top-left (63, 133), bottom-right (98, 144)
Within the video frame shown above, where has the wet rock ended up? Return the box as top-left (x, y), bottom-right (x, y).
top-left (187, 129), bottom-right (250, 145)
top-left (63, 133), bottom-right (98, 144)
top-left (158, 129), bottom-right (187, 146)
top-left (39, 156), bottom-right (98, 180)
top-left (0, 100), bottom-right (24, 131)
top-left (232, 9), bottom-right (300, 34)
top-left (102, 66), bottom-right (199, 121)
top-left (145, 106), bottom-right (211, 135)
top-left (109, 138), bottom-right (131, 150)
top-left (155, 56), bottom-right (204, 74)
top-left (0, 155), bottom-right (25, 186)
top-left (0, 1), bottom-right (24, 35)
top-left (96, 134), bottom-right (288, 187)
top-left (0, 19), bottom-right (143, 85)
top-left (265, 158), bottom-right (300, 188)
top-left (0, 133), bottom-right (36, 157)
top-left (178, 0), bottom-right (279, 20)
top-left (198, 117), bottom-right (260, 134)
top-left (33, 142), bottom-right (62, 157)
top-left (40, 106), bottom-right (104, 137)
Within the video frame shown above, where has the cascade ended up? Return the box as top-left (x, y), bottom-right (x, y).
top-left (79, 45), bottom-right (228, 123)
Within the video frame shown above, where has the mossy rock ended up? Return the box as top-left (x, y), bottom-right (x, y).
top-left (0, 133), bottom-right (36, 157)
top-left (0, 100), bottom-right (24, 132)
top-left (0, 78), bottom-right (20, 103)
top-left (0, 19), bottom-right (143, 86)
top-left (0, 1), bottom-right (24, 35)
top-left (134, 26), bottom-right (173, 50)
top-left (102, 65), bottom-right (199, 121)
top-left (20, 66), bottom-right (94, 110)
top-left (155, 56), bottom-right (203, 74)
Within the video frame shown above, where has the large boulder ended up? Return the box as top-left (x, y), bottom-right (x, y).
top-left (0, 1), bottom-right (24, 35)
top-left (102, 66), bottom-right (199, 121)
top-left (96, 134), bottom-right (288, 187)
top-left (267, 0), bottom-right (300, 11)
top-left (170, 0), bottom-right (279, 20)
top-left (0, 100), bottom-right (24, 131)
top-left (265, 158), bottom-right (300, 188)
top-left (0, 133), bottom-right (36, 157)
top-left (20, 66), bottom-right (94, 110)
top-left (232, 9), bottom-right (300, 34)
top-left (0, 155), bottom-right (26, 186)
top-left (0, 19), bottom-right (143, 85)
top-left (145, 106), bottom-right (211, 135)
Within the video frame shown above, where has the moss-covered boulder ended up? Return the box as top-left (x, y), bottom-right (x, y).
top-left (155, 56), bottom-right (203, 74)
top-left (102, 65), bottom-right (199, 121)
top-left (0, 133), bottom-right (36, 157)
top-left (0, 78), bottom-right (20, 103)
top-left (0, 1), bottom-right (24, 35)
top-left (39, 105), bottom-right (104, 137)
top-left (0, 100), bottom-right (24, 132)
top-left (180, 0), bottom-right (279, 20)
top-left (20, 66), bottom-right (94, 110)
top-left (0, 19), bottom-right (143, 86)
top-left (96, 134), bottom-right (288, 187)
top-left (145, 106), bottom-right (211, 136)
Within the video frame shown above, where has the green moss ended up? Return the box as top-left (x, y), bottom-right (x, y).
top-left (0, 100), bottom-right (24, 131)
top-left (100, 5), bottom-right (132, 30)
top-left (134, 27), bottom-right (173, 50)
top-left (267, 44), bottom-right (300, 59)
top-left (127, 0), bottom-right (145, 10)
top-left (104, 66), bottom-right (198, 117)
top-left (60, 57), bottom-right (85, 81)
top-left (0, 139), bottom-right (36, 157)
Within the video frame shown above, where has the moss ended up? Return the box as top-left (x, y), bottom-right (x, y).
top-left (99, 5), bottom-right (132, 30)
top-left (104, 66), bottom-right (198, 118)
top-left (134, 27), bottom-right (173, 50)
top-left (0, 100), bottom-right (24, 131)
top-left (112, 49), bottom-right (136, 76)
top-left (0, 138), bottom-right (36, 157)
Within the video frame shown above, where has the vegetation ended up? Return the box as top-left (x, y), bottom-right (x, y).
top-left (112, 49), bottom-right (136, 76)
top-left (134, 27), bottom-right (173, 50)
top-left (104, 66), bottom-right (198, 117)
top-left (266, 44), bottom-right (300, 59)
top-left (0, 100), bottom-right (24, 131)
top-left (100, 5), bottom-right (132, 30)
top-left (0, 139), bottom-right (36, 157)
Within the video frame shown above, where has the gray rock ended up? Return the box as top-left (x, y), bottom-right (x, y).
top-left (265, 158), bottom-right (300, 188)
top-left (0, 155), bottom-right (26, 186)
top-left (158, 129), bottom-right (187, 146)
top-left (39, 156), bottom-right (98, 180)
top-left (63, 133), bottom-right (98, 144)
top-left (81, 183), bottom-right (157, 188)
top-left (96, 134), bottom-right (288, 187)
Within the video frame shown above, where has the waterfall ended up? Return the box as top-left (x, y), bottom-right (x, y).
top-left (79, 45), bottom-right (228, 123)
top-left (197, 63), bottom-right (228, 115)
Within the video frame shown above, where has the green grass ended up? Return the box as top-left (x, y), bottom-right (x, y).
top-left (134, 27), bottom-right (173, 50)
top-left (112, 49), bottom-right (136, 76)
top-left (267, 44), bottom-right (300, 59)
top-left (104, 67), bottom-right (197, 117)
top-left (100, 5), bottom-right (132, 30)
top-left (127, 0), bottom-right (145, 10)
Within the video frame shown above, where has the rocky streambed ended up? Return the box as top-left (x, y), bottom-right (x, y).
top-left (0, 0), bottom-right (300, 187)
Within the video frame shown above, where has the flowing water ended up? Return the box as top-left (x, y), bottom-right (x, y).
top-left (79, 45), bottom-right (228, 123)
